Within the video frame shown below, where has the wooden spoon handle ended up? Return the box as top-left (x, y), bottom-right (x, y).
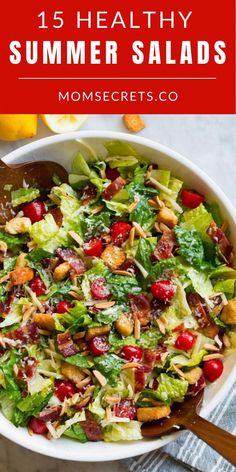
top-left (185, 414), bottom-right (236, 465)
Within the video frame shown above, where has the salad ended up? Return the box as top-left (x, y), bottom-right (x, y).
top-left (0, 140), bottom-right (235, 443)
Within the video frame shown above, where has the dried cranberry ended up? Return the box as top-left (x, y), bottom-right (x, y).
top-left (90, 278), bottom-right (110, 300)
top-left (121, 345), bottom-right (143, 362)
top-left (175, 331), bottom-right (196, 350)
top-left (55, 380), bottom-right (76, 401)
top-left (17, 357), bottom-right (37, 380)
top-left (203, 359), bottom-right (224, 382)
top-left (114, 400), bottom-right (136, 420)
top-left (23, 201), bottom-right (46, 223)
top-left (151, 298), bottom-right (170, 318)
top-left (83, 237), bottom-right (103, 257)
top-left (29, 417), bottom-right (48, 434)
top-left (56, 301), bottom-right (72, 313)
top-left (11, 323), bottom-right (39, 344)
top-left (29, 277), bottom-right (46, 296)
top-left (105, 166), bottom-right (120, 181)
top-left (181, 190), bottom-right (205, 209)
top-left (110, 222), bottom-right (132, 246)
top-left (90, 335), bottom-right (110, 356)
top-left (49, 207), bottom-right (63, 226)
top-left (134, 367), bottom-right (146, 392)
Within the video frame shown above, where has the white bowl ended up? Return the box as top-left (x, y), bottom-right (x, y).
top-left (1, 131), bottom-right (236, 461)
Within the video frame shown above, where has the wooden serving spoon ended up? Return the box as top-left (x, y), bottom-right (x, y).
top-left (0, 160), bottom-right (68, 224)
top-left (141, 390), bottom-right (236, 466)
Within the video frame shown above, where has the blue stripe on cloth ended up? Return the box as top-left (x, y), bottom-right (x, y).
top-left (123, 381), bottom-right (236, 472)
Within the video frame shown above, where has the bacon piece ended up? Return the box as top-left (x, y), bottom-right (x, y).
top-left (56, 248), bottom-right (86, 275)
top-left (57, 332), bottom-right (78, 357)
top-left (81, 411), bottom-right (103, 441)
top-left (153, 230), bottom-right (176, 261)
top-left (81, 185), bottom-right (97, 205)
top-left (1, 291), bottom-right (15, 315)
top-left (187, 293), bottom-right (219, 338)
top-left (39, 405), bottom-right (62, 423)
top-left (129, 294), bottom-right (151, 326)
top-left (187, 375), bottom-right (206, 397)
top-left (143, 349), bottom-right (157, 370)
top-left (150, 298), bottom-right (169, 319)
top-left (207, 222), bottom-right (233, 262)
top-left (134, 367), bottom-right (146, 392)
top-left (17, 356), bottom-right (37, 380)
top-left (9, 323), bottom-right (39, 344)
top-left (49, 208), bottom-right (63, 227)
top-left (102, 176), bottom-right (126, 201)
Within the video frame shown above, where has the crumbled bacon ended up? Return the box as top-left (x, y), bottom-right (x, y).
top-left (9, 323), bottom-right (39, 344)
top-left (81, 411), bottom-right (103, 441)
top-left (39, 405), bottom-right (62, 423)
top-left (57, 332), bottom-right (78, 357)
top-left (187, 293), bottom-right (219, 338)
top-left (150, 298), bottom-right (169, 318)
top-left (56, 248), bottom-right (86, 275)
top-left (134, 367), bottom-right (146, 392)
top-left (153, 230), bottom-right (176, 261)
top-left (143, 349), bottom-right (157, 369)
top-left (17, 356), bottom-right (37, 380)
top-left (42, 257), bottom-right (60, 271)
top-left (1, 291), bottom-right (15, 315)
top-left (207, 222), bottom-right (233, 262)
top-left (129, 294), bottom-right (151, 326)
top-left (102, 176), bottom-right (126, 201)
top-left (81, 185), bottom-right (97, 205)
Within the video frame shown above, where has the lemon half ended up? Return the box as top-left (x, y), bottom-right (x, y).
top-left (41, 114), bottom-right (88, 134)
top-left (0, 115), bottom-right (38, 141)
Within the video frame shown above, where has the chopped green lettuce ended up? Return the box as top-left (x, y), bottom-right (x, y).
top-left (106, 273), bottom-right (141, 302)
top-left (138, 328), bottom-right (162, 348)
top-left (129, 198), bottom-right (155, 231)
top-left (104, 140), bottom-right (139, 157)
top-left (29, 214), bottom-right (60, 251)
top-left (181, 204), bottom-right (213, 241)
top-left (0, 231), bottom-right (28, 249)
top-left (93, 354), bottom-right (124, 384)
top-left (11, 187), bottom-right (40, 207)
top-left (104, 421), bottom-right (142, 442)
top-left (64, 354), bottom-right (92, 369)
top-left (64, 423), bottom-right (87, 442)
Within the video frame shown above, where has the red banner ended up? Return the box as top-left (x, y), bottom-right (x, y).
top-left (0, 0), bottom-right (235, 113)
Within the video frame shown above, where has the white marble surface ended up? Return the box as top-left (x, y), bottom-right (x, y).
top-left (0, 114), bottom-right (235, 472)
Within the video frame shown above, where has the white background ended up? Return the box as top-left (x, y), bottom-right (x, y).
top-left (0, 114), bottom-right (235, 472)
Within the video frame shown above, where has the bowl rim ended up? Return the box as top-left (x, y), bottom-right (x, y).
top-left (1, 130), bottom-right (236, 461)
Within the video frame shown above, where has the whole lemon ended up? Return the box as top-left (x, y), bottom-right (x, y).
top-left (0, 115), bottom-right (38, 141)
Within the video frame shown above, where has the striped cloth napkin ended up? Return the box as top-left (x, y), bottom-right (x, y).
top-left (123, 381), bottom-right (236, 472)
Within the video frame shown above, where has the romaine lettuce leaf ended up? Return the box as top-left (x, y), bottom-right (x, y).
top-left (136, 237), bottom-right (157, 272)
top-left (63, 423), bottom-right (87, 442)
top-left (137, 374), bottom-right (188, 405)
top-left (64, 354), bottom-right (92, 369)
top-left (0, 231), bottom-right (28, 249)
top-left (104, 421), bottom-right (142, 442)
top-left (106, 273), bottom-right (141, 302)
top-left (129, 198), bottom-right (155, 231)
top-left (93, 354), bottom-right (124, 384)
top-left (29, 214), bottom-right (59, 251)
top-left (11, 187), bottom-right (40, 207)
top-left (181, 204), bottom-right (213, 241)
top-left (138, 328), bottom-right (162, 348)
top-left (104, 140), bottom-right (139, 157)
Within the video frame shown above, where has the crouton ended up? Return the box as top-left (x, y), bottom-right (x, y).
top-left (137, 405), bottom-right (171, 422)
top-left (101, 245), bottom-right (126, 270)
top-left (123, 115), bottom-right (145, 133)
top-left (221, 300), bottom-right (236, 325)
top-left (61, 362), bottom-right (85, 386)
top-left (157, 207), bottom-right (178, 228)
top-left (34, 313), bottom-right (55, 331)
top-left (115, 314), bottom-right (134, 337)
top-left (85, 325), bottom-right (111, 341)
top-left (5, 217), bottom-right (31, 235)
top-left (15, 253), bottom-right (28, 269)
top-left (183, 367), bottom-right (203, 385)
top-left (53, 262), bottom-right (70, 281)
top-left (10, 267), bottom-right (34, 285)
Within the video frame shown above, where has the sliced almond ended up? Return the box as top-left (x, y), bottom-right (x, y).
top-left (121, 362), bottom-right (140, 370)
top-left (172, 365), bottom-right (186, 378)
top-left (91, 205), bottom-right (104, 215)
top-left (74, 331), bottom-right (86, 340)
top-left (76, 376), bottom-right (91, 388)
top-left (221, 221), bottom-right (228, 233)
top-left (134, 317), bottom-right (141, 340)
top-left (94, 301), bottom-right (115, 309)
top-left (148, 176), bottom-right (172, 195)
top-left (129, 226), bottom-right (135, 246)
top-left (105, 406), bottom-right (112, 421)
top-left (38, 329), bottom-right (51, 336)
top-left (68, 291), bottom-right (82, 300)
top-left (113, 269), bottom-right (133, 277)
top-left (148, 199), bottom-right (160, 210)
top-left (223, 333), bottom-right (231, 348)
top-left (68, 230), bottom-right (83, 246)
top-left (93, 369), bottom-right (107, 387)
top-left (77, 396), bottom-right (91, 409)
top-left (155, 196), bottom-right (165, 208)
top-left (133, 221), bottom-right (147, 238)
top-left (128, 196), bottom-right (140, 213)
top-left (203, 343), bottom-right (219, 352)
top-left (203, 353), bottom-right (224, 361)
top-left (156, 318), bottom-right (166, 335)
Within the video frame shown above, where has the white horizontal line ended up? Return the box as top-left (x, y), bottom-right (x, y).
top-left (18, 77), bottom-right (217, 80)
